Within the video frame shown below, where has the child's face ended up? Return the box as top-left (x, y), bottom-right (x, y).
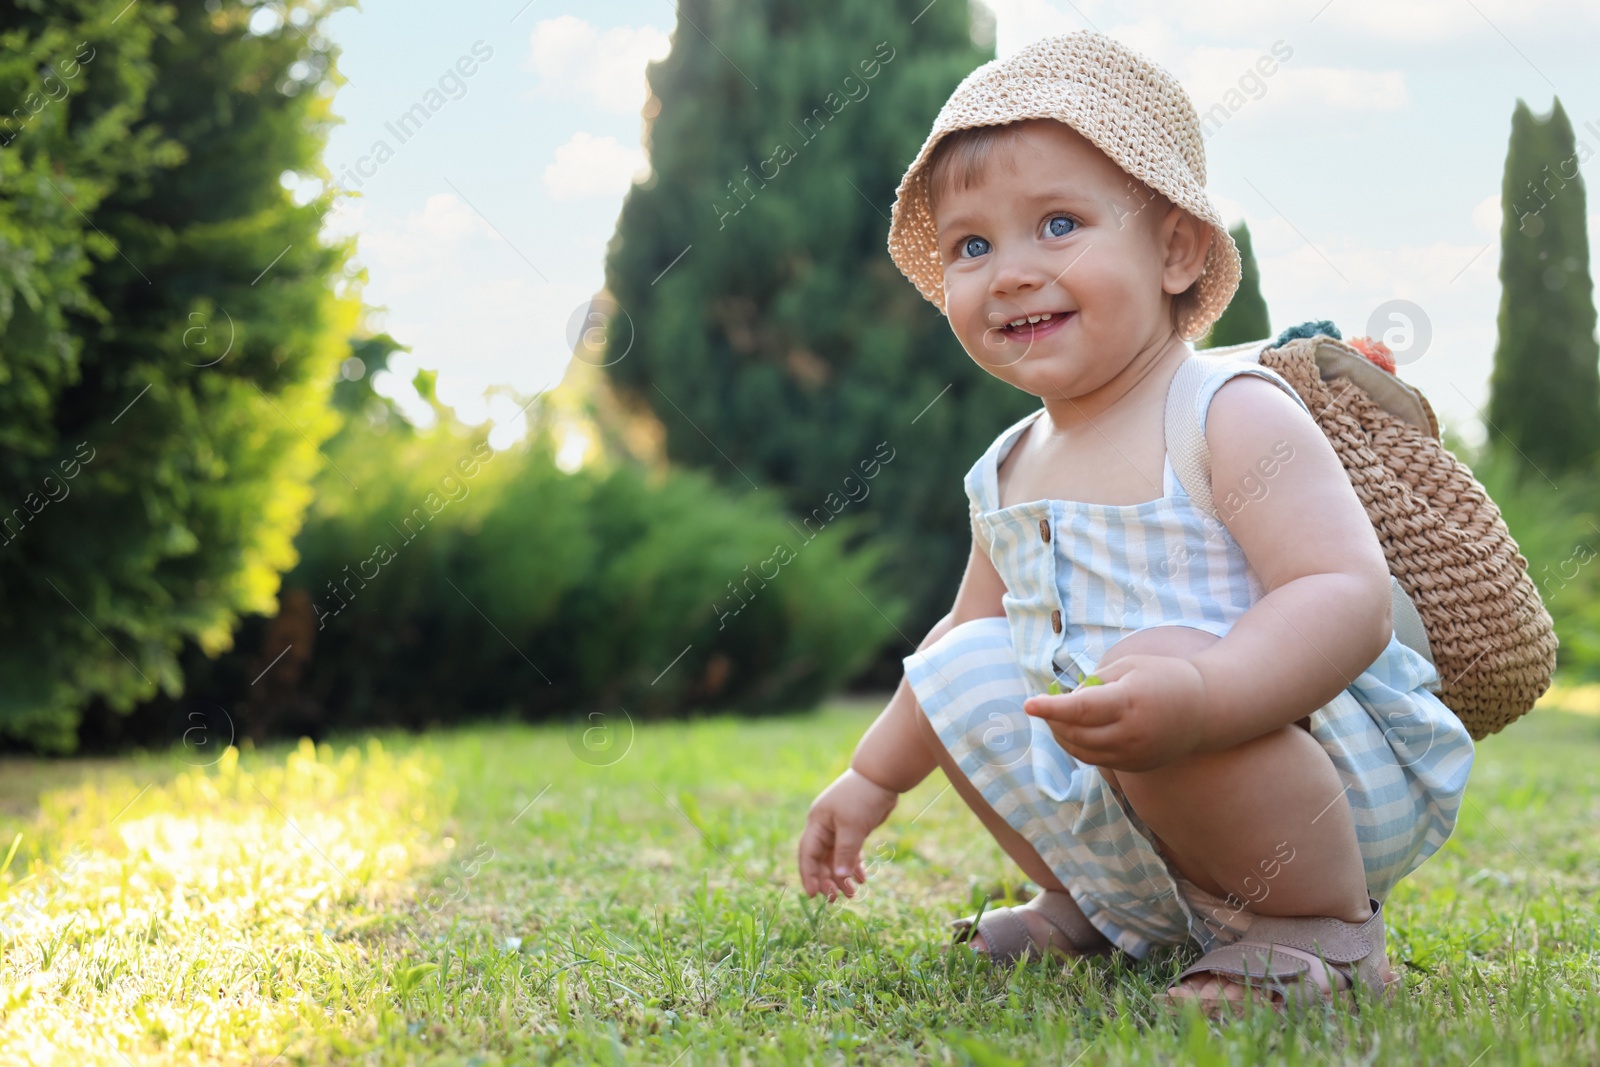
top-left (933, 118), bottom-right (1208, 399)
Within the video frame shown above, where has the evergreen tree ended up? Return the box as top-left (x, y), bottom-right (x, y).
top-left (0, 0), bottom-right (359, 750)
top-left (1197, 221), bottom-right (1269, 349)
top-left (603, 0), bottom-right (1032, 681)
top-left (1486, 97), bottom-right (1600, 476)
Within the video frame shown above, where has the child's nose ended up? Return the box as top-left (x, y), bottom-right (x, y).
top-left (988, 248), bottom-right (1052, 300)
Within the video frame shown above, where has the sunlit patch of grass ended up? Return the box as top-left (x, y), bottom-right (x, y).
top-left (1538, 680), bottom-right (1600, 717)
top-left (0, 738), bottom-right (444, 1065)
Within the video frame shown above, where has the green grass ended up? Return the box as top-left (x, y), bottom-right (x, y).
top-left (1, 693), bottom-right (1597, 1065)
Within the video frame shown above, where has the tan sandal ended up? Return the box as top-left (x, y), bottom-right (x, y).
top-left (1162, 897), bottom-right (1402, 1017)
top-left (949, 887), bottom-right (1114, 966)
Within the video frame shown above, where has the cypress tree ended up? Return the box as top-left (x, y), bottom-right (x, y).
top-left (1486, 97), bottom-right (1600, 475)
top-left (1197, 221), bottom-right (1269, 349)
top-left (603, 0), bottom-right (1030, 681)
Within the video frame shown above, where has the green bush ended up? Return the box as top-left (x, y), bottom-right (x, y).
top-left (1466, 443), bottom-right (1600, 677)
top-left (0, 0), bottom-right (360, 751)
top-left (234, 377), bottom-right (908, 737)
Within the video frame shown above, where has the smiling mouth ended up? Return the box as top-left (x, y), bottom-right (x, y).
top-left (1001, 310), bottom-right (1074, 335)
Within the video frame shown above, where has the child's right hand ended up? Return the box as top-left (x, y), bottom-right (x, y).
top-left (797, 767), bottom-right (899, 902)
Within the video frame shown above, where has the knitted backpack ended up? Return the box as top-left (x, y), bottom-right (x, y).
top-left (1164, 320), bottom-right (1558, 740)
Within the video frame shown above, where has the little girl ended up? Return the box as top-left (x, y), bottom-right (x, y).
top-left (796, 31), bottom-right (1474, 1015)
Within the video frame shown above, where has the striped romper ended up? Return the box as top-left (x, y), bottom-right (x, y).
top-left (902, 357), bottom-right (1475, 958)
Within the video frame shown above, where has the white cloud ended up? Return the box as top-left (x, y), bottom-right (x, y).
top-left (353, 194), bottom-right (493, 276)
top-left (1312, 0), bottom-right (1600, 42)
top-left (1002, 0), bottom-right (1600, 45)
top-left (543, 132), bottom-right (651, 201)
top-left (1178, 43), bottom-right (1286, 100)
top-left (1210, 192), bottom-right (1249, 230)
top-left (525, 16), bottom-right (672, 114)
top-left (983, 0), bottom-right (1079, 58)
top-left (339, 193), bottom-right (598, 439)
top-left (1237, 216), bottom-right (1508, 432)
top-left (1240, 209), bottom-right (1501, 297)
top-left (1273, 67), bottom-right (1407, 111)
top-left (945, 12), bottom-right (1408, 137)
top-left (1473, 194), bottom-right (1503, 234)
top-left (1055, 34), bottom-right (1407, 125)
top-left (1115, 0), bottom-right (1293, 39)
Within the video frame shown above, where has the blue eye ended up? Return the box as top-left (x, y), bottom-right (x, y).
top-left (1045, 214), bottom-right (1078, 238)
top-left (960, 236), bottom-right (990, 259)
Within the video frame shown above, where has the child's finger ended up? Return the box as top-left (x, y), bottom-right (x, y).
top-left (803, 852), bottom-right (838, 900)
top-left (1019, 694), bottom-right (1089, 724)
top-left (830, 825), bottom-right (871, 895)
top-left (1060, 728), bottom-right (1166, 772)
top-left (1044, 721), bottom-right (1128, 766)
top-left (1051, 735), bottom-right (1115, 767)
top-left (1054, 741), bottom-right (1120, 770)
top-left (1024, 686), bottom-right (1124, 727)
top-left (803, 859), bottom-right (829, 898)
top-left (797, 822), bottom-right (834, 897)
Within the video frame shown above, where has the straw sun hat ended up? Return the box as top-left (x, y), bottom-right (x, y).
top-left (886, 31), bottom-right (1241, 341)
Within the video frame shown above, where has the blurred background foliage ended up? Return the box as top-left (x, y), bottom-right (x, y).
top-left (1487, 97), bottom-right (1600, 477)
top-left (1, 0), bottom-right (904, 754)
top-left (0, 0), bottom-right (1596, 754)
top-left (1195, 222), bottom-right (1270, 350)
top-left (602, 0), bottom-right (1033, 689)
top-left (91, 336), bottom-right (901, 751)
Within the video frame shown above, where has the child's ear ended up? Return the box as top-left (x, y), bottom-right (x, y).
top-left (1160, 205), bottom-right (1211, 297)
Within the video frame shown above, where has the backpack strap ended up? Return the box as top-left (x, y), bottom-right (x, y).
top-left (1162, 342), bottom-right (1279, 511)
top-left (1163, 353), bottom-right (1222, 516)
top-left (1161, 347), bottom-right (1439, 670)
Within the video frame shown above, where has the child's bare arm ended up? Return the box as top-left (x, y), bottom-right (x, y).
top-left (799, 523), bottom-right (1008, 899)
top-left (850, 522), bottom-right (1010, 792)
top-left (1186, 375), bottom-right (1393, 750)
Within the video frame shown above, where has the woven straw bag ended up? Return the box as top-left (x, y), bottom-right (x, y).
top-left (1165, 326), bottom-right (1558, 740)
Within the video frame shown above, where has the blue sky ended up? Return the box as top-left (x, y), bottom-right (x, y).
top-left (311, 0), bottom-right (1600, 451)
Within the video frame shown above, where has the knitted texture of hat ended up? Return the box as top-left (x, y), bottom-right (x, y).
top-left (886, 31), bottom-right (1241, 341)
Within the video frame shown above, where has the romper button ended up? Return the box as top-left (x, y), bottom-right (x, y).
top-left (1039, 518), bottom-right (1051, 543)
top-left (1051, 609), bottom-right (1062, 633)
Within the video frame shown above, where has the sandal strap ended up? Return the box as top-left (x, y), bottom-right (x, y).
top-left (971, 907), bottom-right (1032, 965)
top-left (1224, 900), bottom-right (1385, 963)
top-left (1028, 889), bottom-right (1112, 954)
top-left (950, 890), bottom-right (1113, 965)
top-left (1174, 941), bottom-right (1332, 985)
top-left (1175, 898), bottom-right (1390, 1004)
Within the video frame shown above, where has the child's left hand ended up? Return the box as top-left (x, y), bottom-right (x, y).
top-left (1023, 654), bottom-right (1209, 772)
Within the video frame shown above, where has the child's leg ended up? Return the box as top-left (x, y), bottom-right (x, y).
top-left (913, 706), bottom-right (1088, 954)
top-left (1091, 625), bottom-right (1369, 922)
top-left (1092, 625), bottom-right (1377, 1004)
top-left (917, 705), bottom-right (1064, 889)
